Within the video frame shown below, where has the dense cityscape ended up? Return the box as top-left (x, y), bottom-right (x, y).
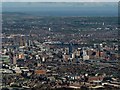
top-left (1, 3), bottom-right (120, 90)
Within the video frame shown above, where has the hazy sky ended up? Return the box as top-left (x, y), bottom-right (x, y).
top-left (1, 0), bottom-right (119, 2)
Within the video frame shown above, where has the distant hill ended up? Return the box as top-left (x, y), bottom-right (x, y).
top-left (2, 2), bottom-right (118, 17)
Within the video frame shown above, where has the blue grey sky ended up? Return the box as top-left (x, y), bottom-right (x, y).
top-left (1, 0), bottom-right (119, 2)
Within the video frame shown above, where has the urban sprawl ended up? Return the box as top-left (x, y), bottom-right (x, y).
top-left (1, 13), bottom-right (120, 90)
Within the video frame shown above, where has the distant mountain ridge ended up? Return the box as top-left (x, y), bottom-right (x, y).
top-left (2, 2), bottom-right (118, 17)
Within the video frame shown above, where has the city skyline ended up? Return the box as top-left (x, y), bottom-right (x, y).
top-left (1, 1), bottom-right (120, 90)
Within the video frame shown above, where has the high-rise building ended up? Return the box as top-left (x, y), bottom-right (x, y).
top-left (69, 43), bottom-right (73, 55)
top-left (13, 55), bottom-right (17, 65)
top-left (72, 53), bottom-right (75, 59)
top-left (20, 36), bottom-right (25, 46)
